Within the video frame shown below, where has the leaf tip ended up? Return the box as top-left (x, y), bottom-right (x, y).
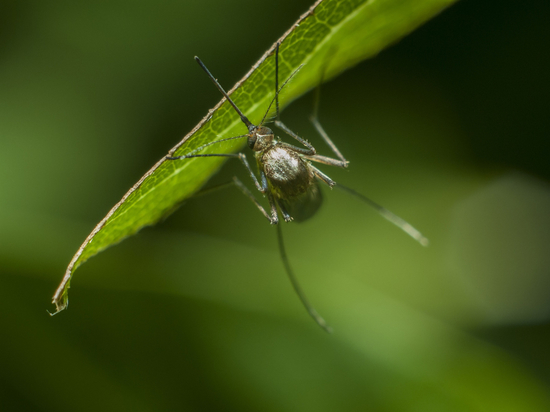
top-left (50, 282), bottom-right (70, 316)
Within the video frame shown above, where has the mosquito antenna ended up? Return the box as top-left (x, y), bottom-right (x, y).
top-left (335, 183), bottom-right (429, 247)
top-left (260, 63), bottom-right (304, 126)
top-left (195, 56), bottom-right (255, 131)
top-left (276, 223), bottom-right (333, 333)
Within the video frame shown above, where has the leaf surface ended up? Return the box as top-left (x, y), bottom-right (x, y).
top-left (52, 0), bottom-right (456, 312)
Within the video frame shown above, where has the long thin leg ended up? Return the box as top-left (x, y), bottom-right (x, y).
top-left (186, 180), bottom-right (235, 199)
top-left (177, 177), bottom-right (277, 224)
top-left (275, 198), bottom-right (293, 222)
top-left (276, 223), bottom-right (332, 333)
top-left (309, 64), bottom-right (348, 165)
top-left (274, 120), bottom-right (316, 155)
top-left (335, 182), bottom-right (429, 247)
top-left (157, 180), bottom-right (236, 223)
top-left (304, 154), bottom-right (348, 169)
top-left (266, 191), bottom-right (279, 225)
top-left (272, 79), bottom-right (349, 165)
top-left (232, 177), bottom-right (277, 223)
top-left (311, 165), bottom-right (336, 188)
top-left (277, 141), bottom-right (316, 156)
top-left (275, 122), bottom-right (348, 167)
top-left (310, 118), bottom-right (347, 164)
top-left (167, 152), bottom-right (266, 194)
top-left (167, 134), bottom-right (247, 160)
top-left (310, 111), bottom-right (348, 165)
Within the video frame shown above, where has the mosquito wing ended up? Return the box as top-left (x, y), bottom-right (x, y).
top-left (278, 182), bottom-right (323, 223)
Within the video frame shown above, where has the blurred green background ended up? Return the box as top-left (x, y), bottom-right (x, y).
top-left (1, 0), bottom-right (550, 411)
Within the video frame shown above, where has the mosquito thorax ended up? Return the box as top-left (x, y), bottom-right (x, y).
top-left (248, 125), bottom-right (274, 152)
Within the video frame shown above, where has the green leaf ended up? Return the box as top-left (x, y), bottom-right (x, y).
top-left (52, 0), bottom-right (457, 313)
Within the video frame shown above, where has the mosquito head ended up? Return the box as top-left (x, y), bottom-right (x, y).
top-left (248, 125), bottom-right (274, 152)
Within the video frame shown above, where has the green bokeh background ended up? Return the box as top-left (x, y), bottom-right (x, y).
top-left (1, 0), bottom-right (549, 411)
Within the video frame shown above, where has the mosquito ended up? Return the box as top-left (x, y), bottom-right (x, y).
top-left (167, 43), bottom-right (428, 333)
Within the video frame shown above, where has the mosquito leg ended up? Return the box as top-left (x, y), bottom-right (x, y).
top-left (309, 74), bottom-right (348, 165)
top-left (167, 149), bottom-right (279, 223)
top-left (335, 182), bottom-right (429, 247)
top-left (154, 180), bottom-right (236, 223)
top-left (309, 117), bottom-right (348, 165)
top-left (256, 169), bottom-right (279, 224)
top-left (232, 177), bottom-right (277, 223)
top-left (167, 134), bottom-right (248, 159)
top-left (311, 165), bottom-right (336, 188)
top-left (275, 199), bottom-right (293, 222)
top-left (167, 152), bottom-right (266, 194)
top-left (178, 176), bottom-right (277, 224)
top-left (304, 154), bottom-right (348, 169)
top-left (237, 153), bottom-right (266, 193)
top-left (266, 190), bottom-right (279, 225)
top-left (276, 223), bottom-right (332, 333)
top-left (277, 142), bottom-right (317, 157)
top-left (274, 120), bottom-right (316, 155)
top-left (187, 180), bottom-right (235, 199)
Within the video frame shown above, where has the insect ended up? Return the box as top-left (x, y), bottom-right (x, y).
top-left (167, 43), bottom-right (428, 332)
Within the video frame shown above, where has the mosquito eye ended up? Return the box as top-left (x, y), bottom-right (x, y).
top-left (247, 135), bottom-right (257, 150)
